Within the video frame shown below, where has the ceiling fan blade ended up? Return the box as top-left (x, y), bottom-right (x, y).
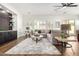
top-left (67, 5), bottom-right (78, 7)
top-left (61, 3), bottom-right (78, 7)
top-left (61, 3), bottom-right (66, 6)
top-left (69, 3), bottom-right (74, 4)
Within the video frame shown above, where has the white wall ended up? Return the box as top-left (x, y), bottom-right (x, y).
top-left (1, 3), bottom-right (79, 37)
top-left (22, 14), bottom-right (79, 33)
top-left (1, 3), bottom-right (24, 38)
top-left (22, 15), bottom-right (63, 32)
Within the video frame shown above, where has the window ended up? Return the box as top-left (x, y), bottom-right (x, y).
top-left (34, 20), bottom-right (48, 30)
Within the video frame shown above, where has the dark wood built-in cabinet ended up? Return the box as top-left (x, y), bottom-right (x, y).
top-left (0, 5), bottom-right (17, 44)
top-left (0, 31), bottom-right (17, 44)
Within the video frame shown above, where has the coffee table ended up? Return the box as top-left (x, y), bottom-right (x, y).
top-left (31, 35), bottom-right (43, 43)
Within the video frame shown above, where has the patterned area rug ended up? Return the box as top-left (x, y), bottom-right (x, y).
top-left (5, 38), bottom-right (61, 55)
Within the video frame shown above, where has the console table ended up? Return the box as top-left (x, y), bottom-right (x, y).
top-left (54, 37), bottom-right (68, 47)
top-left (54, 37), bottom-right (72, 48)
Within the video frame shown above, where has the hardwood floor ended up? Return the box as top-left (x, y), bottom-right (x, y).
top-left (0, 36), bottom-right (79, 56)
top-left (55, 42), bottom-right (79, 56)
top-left (55, 36), bottom-right (79, 56)
top-left (63, 42), bottom-right (79, 56)
top-left (0, 36), bottom-right (26, 53)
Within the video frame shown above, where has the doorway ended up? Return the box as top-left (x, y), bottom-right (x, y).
top-left (68, 20), bottom-right (75, 36)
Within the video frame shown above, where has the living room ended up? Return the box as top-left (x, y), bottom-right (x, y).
top-left (0, 3), bottom-right (79, 56)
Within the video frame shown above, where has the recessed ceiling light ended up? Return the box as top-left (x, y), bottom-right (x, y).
top-left (1, 10), bottom-right (6, 13)
top-left (6, 10), bottom-right (10, 13)
top-left (0, 6), bottom-right (2, 8)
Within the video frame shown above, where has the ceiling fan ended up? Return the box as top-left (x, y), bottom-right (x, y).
top-left (54, 3), bottom-right (78, 7)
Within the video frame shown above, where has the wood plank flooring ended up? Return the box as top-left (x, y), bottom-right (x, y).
top-left (0, 36), bottom-right (26, 53)
top-left (55, 36), bottom-right (79, 56)
top-left (0, 36), bottom-right (79, 56)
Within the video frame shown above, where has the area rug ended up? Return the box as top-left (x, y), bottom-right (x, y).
top-left (5, 38), bottom-right (61, 55)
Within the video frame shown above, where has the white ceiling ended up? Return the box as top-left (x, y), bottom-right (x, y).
top-left (5, 3), bottom-right (79, 16)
